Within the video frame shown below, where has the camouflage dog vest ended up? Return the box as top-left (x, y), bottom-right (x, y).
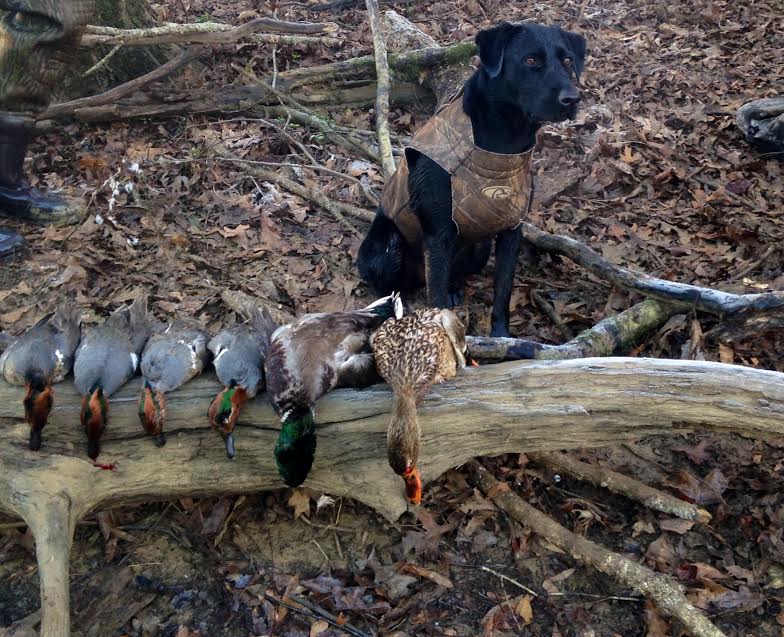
top-left (380, 92), bottom-right (534, 245)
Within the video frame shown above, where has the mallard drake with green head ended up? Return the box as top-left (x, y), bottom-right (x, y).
top-left (74, 296), bottom-right (152, 459)
top-left (208, 305), bottom-right (276, 459)
top-left (0, 302), bottom-right (81, 450)
top-left (265, 293), bottom-right (402, 487)
top-left (138, 320), bottom-right (210, 447)
top-left (371, 308), bottom-right (472, 505)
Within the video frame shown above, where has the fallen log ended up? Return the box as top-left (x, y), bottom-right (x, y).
top-left (466, 298), bottom-right (674, 362)
top-left (2, 358), bottom-right (784, 635)
top-left (41, 41), bottom-right (474, 123)
top-left (519, 221), bottom-right (784, 337)
top-left (80, 18), bottom-right (338, 47)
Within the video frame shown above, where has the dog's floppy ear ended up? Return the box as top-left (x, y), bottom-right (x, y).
top-left (559, 28), bottom-right (587, 78)
top-left (476, 22), bottom-right (523, 79)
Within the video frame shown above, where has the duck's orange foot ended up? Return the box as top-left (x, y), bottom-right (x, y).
top-left (403, 466), bottom-right (422, 505)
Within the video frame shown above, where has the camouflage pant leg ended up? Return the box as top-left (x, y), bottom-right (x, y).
top-left (0, 0), bottom-right (96, 115)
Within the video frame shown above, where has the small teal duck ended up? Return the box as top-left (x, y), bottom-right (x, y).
top-left (208, 305), bottom-right (276, 458)
top-left (0, 302), bottom-right (81, 450)
top-left (138, 320), bottom-right (209, 447)
top-left (265, 293), bottom-right (402, 487)
top-left (371, 308), bottom-right (472, 505)
top-left (74, 296), bottom-right (152, 459)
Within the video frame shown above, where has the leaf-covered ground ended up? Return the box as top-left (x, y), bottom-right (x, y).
top-left (1, 0), bottom-right (783, 635)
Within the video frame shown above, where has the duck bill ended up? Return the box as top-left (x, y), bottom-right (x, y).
top-left (403, 467), bottom-right (422, 505)
top-left (223, 431), bottom-right (236, 459)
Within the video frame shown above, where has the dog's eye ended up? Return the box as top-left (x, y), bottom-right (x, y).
top-left (563, 57), bottom-right (573, 66)
top-left (524, 56), bottom-right (538, 66)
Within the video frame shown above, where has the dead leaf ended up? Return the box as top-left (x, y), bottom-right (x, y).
top-left (645, 535), bottom-right (678, 571)
top-left (219, 224), bottom-right (250, 238)
top-left (402, 562), bottom-right (453, 588)
top-left (201, 498), bottom-right (231, 537)
top-left (673, 440), bottom-right (712, 465)
top-left (718, 343), bottom-right (734, 364)
top-left (658, 518), bottom-right (696, 534)
top-left (664, 468), bottom-right (726, 504)
top-left (633, 519), bottom-right (657, 537)
top-left (644, 599), bottom-right (671, 637)
top-left (516, 594), bottom-right (533, 625)
top-left (288, 488), bottom-right (312, 519)
top-left (310, 620), bottom-right (329, 637)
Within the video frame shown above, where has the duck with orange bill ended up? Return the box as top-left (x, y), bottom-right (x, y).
top-left (0, 302), bottom-right (81, 450)
top-left (371, 308), bottom-right (474, 505)
top-left (138, 320), bottom-right (210, 448)
top-left (73, 296), bottom-right (152, 460)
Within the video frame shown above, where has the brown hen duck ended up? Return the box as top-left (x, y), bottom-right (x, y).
top-left (371, 308), bottom-right (472, 505)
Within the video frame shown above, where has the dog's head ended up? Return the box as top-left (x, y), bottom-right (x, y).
top-left (476, 22), bottom-right (586, 123)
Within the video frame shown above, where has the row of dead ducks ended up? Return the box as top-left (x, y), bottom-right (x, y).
top-left (0, 293), bottom-right (474, 504)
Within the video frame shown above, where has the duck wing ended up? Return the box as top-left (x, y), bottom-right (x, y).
top-left (74, 328), bottom-right (138, 397)
top-left (142, 325), bottom-right (209, 393)
top-left (209, 325), bottom-right (263, 396)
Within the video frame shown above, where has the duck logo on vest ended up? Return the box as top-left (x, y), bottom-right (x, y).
top-left (482, 185), bottom-right (512, 199)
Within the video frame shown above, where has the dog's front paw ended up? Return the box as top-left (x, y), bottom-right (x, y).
top-left (490, 324), bottom-right (511, 338)
top-left (447, 289), bottom-right (465, 308)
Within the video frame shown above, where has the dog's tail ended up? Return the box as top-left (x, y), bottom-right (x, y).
top-left (357, 210), bottom-right (406, 294)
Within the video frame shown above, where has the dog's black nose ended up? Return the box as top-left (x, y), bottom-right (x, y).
top-left (558, 87), bottom-right (581, 106)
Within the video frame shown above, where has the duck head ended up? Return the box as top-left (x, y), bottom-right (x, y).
top-left (138, 381), bottom-right (166, 447)
top-left (208, 381), bottom-right (248, 459)
top-left (437, 310), bottom-right (470, 369)
top-left (81, 385), bottom-right (108, 460)
top-left (274, 406), bottom-right (316, 487)
top-left (23, 375), bottom-right (53, 451)
top-left (388, 392), bottom-right (422, 505)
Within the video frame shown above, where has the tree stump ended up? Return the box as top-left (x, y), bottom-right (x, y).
top-left (2, 358), bottom-right (784, 635)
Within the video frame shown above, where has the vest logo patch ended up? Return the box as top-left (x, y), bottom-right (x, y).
top-left (482, 185), bottom-right (512, 199)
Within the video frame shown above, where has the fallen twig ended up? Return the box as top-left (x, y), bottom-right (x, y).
top-left (365, 0), bottom-right (396, 179)
top-left (531, 289), bottom-right (574, 340)
top-left (728, 245), bottom-right (778, 282)
top-left (213, 145), bottom-right (372, 233)
top-left (235, 64), bottom-right (383, 163)
top-left (519, 221), bottom-right (784, 321)
top-left (452, 563), bottom-right (538, 597)
top-left (529, 451), bottom-right (712, 523)
top-left (80, 18), bottom-right (338, 47)
top-left (263, 593), bottom-right (371, 637)
top-left (469, 461), bottom-right (727, 637)
top-left (43, 46), bottom-right (203, 120)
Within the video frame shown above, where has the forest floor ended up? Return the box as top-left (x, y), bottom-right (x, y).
top-left (1, 0), bottom-right (783, 635)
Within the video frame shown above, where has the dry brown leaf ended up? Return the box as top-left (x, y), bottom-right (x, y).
top-left (288, 488), bottom-right (312, 519)
top-left (664, 468), bottom-right (726, 504)
top-left (644, 599), bottom-right (671, 637)
top-left (219, 224), bottom-right (250, 238)
top-left (402, 562), bottom-right (453, 588)
top-left (309, 620), bottom-right (329, 637)
top-left (632, 519), bottom-right (657, 537)
top-left (658, 518), bottom-right (696, 534)
top-left (515, 594), bottom-right (533, 625)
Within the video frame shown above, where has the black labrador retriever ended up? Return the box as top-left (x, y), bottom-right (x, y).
top-left (357, 22), bottom-right (586, 336)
